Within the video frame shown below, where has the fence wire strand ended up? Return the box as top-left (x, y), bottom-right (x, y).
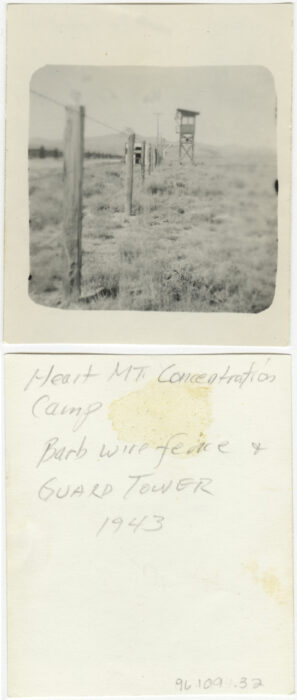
top-left (30, 88), bottom-right (130, 135)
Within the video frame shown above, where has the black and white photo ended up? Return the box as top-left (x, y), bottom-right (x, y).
top-left (29, 65), bottom-right (278, 313)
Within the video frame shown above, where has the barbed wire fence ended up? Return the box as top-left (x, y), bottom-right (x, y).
top-left (30, 89), bottom-right (164, 303)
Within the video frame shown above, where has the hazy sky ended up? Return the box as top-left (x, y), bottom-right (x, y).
top-left (30, 65), bottom-right (276, 149)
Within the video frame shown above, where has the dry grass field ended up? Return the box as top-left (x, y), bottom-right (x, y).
top-left (29, 144), bottom-right (277, 312)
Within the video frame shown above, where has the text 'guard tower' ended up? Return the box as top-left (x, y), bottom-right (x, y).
top-left (175, 108), bottom-right (200, 163)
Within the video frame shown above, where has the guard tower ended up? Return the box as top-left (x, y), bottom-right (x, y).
top-left (175, 108), bottom-right (200, 162)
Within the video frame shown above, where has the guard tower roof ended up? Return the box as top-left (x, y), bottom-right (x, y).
top-left (177, 108), bottom-right (200, 116)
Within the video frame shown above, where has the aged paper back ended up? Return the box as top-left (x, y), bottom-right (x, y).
top-left (5, 354), bottom-right (293, 695)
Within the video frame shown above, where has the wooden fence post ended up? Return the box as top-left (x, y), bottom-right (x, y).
top-left (63, 104), bottom-right (84, 301)
top-left (125, 132), bottom-right (135, 215)
top-left (148, 144), bottom-right (152, 174)
top-left (141, 140), bottom-right (146, 182)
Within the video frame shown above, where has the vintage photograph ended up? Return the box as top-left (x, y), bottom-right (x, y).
top-left (28, 65), bottom-right (278, 313)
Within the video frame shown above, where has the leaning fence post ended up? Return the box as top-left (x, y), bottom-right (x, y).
top-left (125, 132), bottom-right (135, 216)
top-left (141, 140), bottom-right (146, 182)
top-left (63, 103), bottom-right (84, 301)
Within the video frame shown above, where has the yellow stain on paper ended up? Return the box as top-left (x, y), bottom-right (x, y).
top-left (244, 560), bottom-right (289, 605)
top-left (108, 378), bottom-right (212, 452)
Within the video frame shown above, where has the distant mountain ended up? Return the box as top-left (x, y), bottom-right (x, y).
top-left (84, 132), bottom-right (129, 155)
top-left (29, 131), bottom-right (167, 155)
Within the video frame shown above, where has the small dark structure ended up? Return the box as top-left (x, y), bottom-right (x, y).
top-left (125, 141), bottom-right (142, 164)
top-left (175, 108), bottom-right (200, 162)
